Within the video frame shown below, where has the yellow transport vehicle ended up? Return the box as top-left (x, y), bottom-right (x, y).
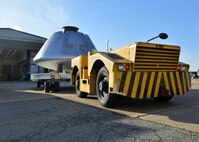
top-left (71, 33), bottom-right (191, 107)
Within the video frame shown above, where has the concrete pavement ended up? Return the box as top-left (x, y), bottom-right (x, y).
top-left (0, 80), bottom-right (198, 141)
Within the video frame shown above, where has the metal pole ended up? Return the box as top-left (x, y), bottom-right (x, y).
top-left (147, 36), bottom-right (159, 43)
top-left (106, 40), bottom-right (109, 52)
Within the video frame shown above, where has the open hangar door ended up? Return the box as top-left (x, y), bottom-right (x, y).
top-left (0, 28), bottom-right (46, 81)
top-left (0, 49), bottom-right (28, 80)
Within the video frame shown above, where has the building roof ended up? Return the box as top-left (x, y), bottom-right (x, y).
top-left (0, 28), bottom-right (47, 51)
top-left (0, 28), bottom-right (47, 60)
top-left (0, 28), bottom-right (46, 43)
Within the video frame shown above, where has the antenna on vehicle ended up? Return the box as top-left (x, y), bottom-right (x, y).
top-left (106, 40), bottom-right (109, 52)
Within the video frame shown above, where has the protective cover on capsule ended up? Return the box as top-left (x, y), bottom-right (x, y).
top-left (33, 26), bottom-right (96, 71)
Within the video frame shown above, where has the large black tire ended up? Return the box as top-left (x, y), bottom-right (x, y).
top-left (75, 71), bottom-right (87, 98)
top-left (154, 95), bottom-right (174, 102)
top-left (53, 81), bottom-right (60, 92)
top-left (37, 80), bottom-right (41, 88)
top-left (96, 66), bottom-right (115, 107)
top-left (44, 81), bottom-right (50, 93)
top-left (153, 90), bottom-right (174, 102)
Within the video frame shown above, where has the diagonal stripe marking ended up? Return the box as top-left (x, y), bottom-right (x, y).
top-left (131, 72), bottom-right (141, 98)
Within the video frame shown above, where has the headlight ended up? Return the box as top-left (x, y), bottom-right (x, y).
top-left (117, 64), bottom-right (130, 71)
top-left (117, 64), bottom-right (125, 71)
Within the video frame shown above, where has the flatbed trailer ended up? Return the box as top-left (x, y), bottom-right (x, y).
top-left (31, 72), bottom-right (70, 92)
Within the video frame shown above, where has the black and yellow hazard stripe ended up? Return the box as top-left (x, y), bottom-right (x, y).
top-left (175, 72), bottom-right (183, 95)
top-left (118, 71), bottom-right (191, 99)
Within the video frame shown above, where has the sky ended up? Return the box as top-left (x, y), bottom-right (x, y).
top-left (0, 0), bottom-right (198, 71)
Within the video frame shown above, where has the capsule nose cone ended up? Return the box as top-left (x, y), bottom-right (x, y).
top-left (62, 26), bottom-right (79, 32)
top-left (34, 26), bottom-right (97, 70)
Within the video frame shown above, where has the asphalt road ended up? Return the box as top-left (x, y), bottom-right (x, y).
top-left (0, 80), bottom-right (199, 142)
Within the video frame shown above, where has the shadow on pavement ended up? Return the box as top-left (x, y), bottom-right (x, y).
top-left (35, 86), bottom-right (199, 126)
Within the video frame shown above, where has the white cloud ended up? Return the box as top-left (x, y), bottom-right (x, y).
top-left (0, 0), bottom-right (72, 37)
top-left (13, 26), bottom-right (22, 31)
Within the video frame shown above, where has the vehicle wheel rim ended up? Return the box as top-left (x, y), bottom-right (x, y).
top-left (98, 74), bottom-right (108, 100)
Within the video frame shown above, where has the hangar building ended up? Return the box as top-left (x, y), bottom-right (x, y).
top-left (0, 28), bottom-right (47, 81)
